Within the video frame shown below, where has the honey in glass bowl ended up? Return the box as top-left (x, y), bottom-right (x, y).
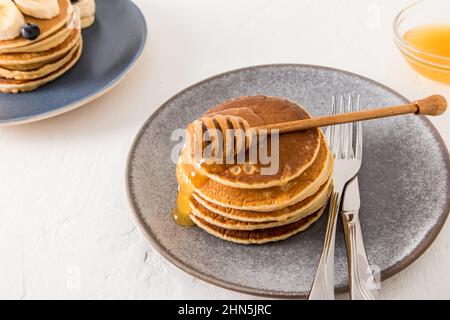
top-left (394, 0), bottom-right (450, 84)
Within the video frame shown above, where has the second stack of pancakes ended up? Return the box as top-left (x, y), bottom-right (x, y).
top-left (0, 0), bottom-right (82, 93)
top-left (177, 96), bottom-right (334, 244)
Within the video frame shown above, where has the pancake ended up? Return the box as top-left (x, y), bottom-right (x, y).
top-left (183, 134), bottom-right (332, 211)
top-left (0, 29), bottom-right (80, 66)
top-left (0, 27), bottom-right (72, 54)
top-left (190, 96), bottom-right (322, 189)
top-left (0, 54), bottom-right (65, 71)
top-left (0, 38), bottom-right (82, 94)
top-left (174, 95), bottom-right (335, 243)
top-left (190, 205), bottom-right (326, 245)
top-left (192, 174), bottom-right (332, 223)
top-left (0, 41), bottom-right (79, 80)
top-left (0, 0), bottom-right (72, 51)
top-left (190, 181), bottom-right (331, 230)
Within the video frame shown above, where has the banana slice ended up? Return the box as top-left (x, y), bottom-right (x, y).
top-left (73, 0), bottom-right (95, 18)
top-left (80, 14), bottom-right (94, 29)
top-left (0, 0), bottom-right (25, 41)
top-left (14, 0), bottom-right (60, 19)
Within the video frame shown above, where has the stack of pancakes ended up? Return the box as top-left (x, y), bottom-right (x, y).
top-left (0, 0), bottom-right (82, 94)
top-left (177, 96), bottom-right (334, 244)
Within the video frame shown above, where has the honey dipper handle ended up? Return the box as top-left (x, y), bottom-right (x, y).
top-left (255, 95), bottom-right (447, 134)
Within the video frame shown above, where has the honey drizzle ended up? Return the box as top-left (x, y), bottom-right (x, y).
top-left (173, 161), bottom-right (208, 227)
top-left (173, 107), bottom-right (266, 226)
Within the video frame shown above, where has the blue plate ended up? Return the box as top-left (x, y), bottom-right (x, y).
top-left (0, 0), bottom-right (147, 126)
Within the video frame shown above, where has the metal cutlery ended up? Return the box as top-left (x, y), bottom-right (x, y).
top-left (308, 95), bottom-right (364, 300)
top-left (341, 179), bottom-right (379, 298)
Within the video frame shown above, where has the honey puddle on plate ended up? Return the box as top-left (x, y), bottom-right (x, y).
top-left (403, 24), bottom-right (450, 83)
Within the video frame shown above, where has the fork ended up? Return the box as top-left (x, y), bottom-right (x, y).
top-left (308, 95), bottom-right (363, 300)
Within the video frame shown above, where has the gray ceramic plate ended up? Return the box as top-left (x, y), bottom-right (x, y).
top-left (126, 64), bottom-right (450, 298)
top-left (0, 0), bottom-right (147, 127)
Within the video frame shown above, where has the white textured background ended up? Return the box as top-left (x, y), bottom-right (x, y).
top-left (0, 0), bottom-right (449, 299)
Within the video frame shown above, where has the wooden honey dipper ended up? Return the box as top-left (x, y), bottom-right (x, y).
top-left (191, 95), bottom-right (447, 158)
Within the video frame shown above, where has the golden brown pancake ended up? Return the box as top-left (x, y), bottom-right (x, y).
top-left (175, 96), bottom-right (335, 244)
top-left (0, 38), bottom-right (82, 93)
top-left (190, 96), bottom-right (322, 189)
top-left (191, 175), bottom-right (332, 223)
top-left (190, 182), bottom-right (331, 230)
top-left (0, 26), bottom-right (72, 54)
top-left (0, 41), bottom-right (78, 80)
top-left (190, 205), bottom-right (325, 245)
top-left (0, 54), bottom-right (64, 71)
top-left (0, 29), bottom-right (80, 66)
top-left (0, 0), bottom-right (72, 51)
top-left (182, 134), bottom-right (332, 211)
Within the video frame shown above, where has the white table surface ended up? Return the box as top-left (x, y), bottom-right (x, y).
top-left (1, 0), bottom-right (449, 300)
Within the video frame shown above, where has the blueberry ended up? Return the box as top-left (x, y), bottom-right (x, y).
top-left (21, 23), bottom-right (41, 41)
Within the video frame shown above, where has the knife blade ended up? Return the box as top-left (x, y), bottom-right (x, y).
top-left (341, 176), bottom-right (379, 300)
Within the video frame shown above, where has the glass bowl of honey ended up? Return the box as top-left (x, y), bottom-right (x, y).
top-left (394, 0), bottom-right (450, 84)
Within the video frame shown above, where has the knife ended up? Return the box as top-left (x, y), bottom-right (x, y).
top-left (341, 177), bottom-right (379, 300)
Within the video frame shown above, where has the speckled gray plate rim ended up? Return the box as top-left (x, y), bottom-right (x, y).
top-left (0, 0), bottom-right (147, 127)
top-left (126, 64), bottom-right (450, 298)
